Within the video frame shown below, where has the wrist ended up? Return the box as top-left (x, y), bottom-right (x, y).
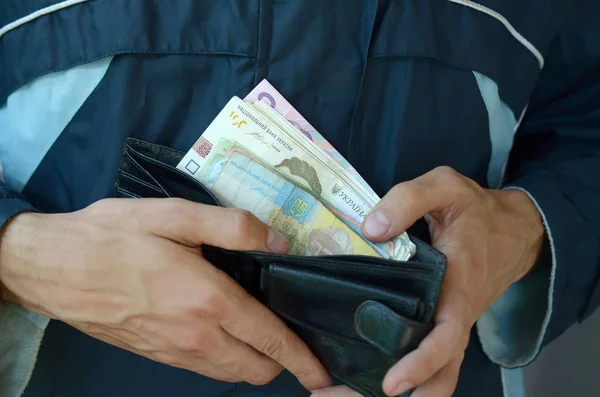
top-left (0, 212), bottom-right (44, 305)
top-left (501, 189), bottom-right (546, 279)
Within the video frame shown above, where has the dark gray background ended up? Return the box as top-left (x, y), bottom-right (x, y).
top-left (523, 308), bottom-right (600, 396)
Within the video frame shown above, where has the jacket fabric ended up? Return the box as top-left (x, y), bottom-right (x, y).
top-left (1, 1), bottom-right (599, 396)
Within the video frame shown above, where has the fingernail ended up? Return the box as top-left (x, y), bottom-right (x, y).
top-left (267, 228), bottom-right (289, 253)
top-left (390, 381), bottom-right (413, 396)
top-left (364, 210), bottom-right (391, 237)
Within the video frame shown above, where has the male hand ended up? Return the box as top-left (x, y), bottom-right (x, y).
top-left (0, 198), bottom-right (332, 390)
top-left (310, 166), bottom-right (545, 397)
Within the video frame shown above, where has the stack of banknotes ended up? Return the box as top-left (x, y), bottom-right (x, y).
top-left (176, 80), bottom-right (416, 261)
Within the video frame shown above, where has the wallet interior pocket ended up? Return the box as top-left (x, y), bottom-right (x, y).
top-left (117, 170), bottom-right (169, 198)
top-left (123, 145), bottom-right (222, 206)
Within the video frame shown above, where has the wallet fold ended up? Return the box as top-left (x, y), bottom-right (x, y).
top-left (113, 138), bottom-right (447, 397)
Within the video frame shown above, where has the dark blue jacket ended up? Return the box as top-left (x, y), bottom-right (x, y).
top-left (1, 1), bottom-right (599, 396)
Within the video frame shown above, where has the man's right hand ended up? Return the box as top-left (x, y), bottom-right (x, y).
top-left (0, 198), bottom-right (332, 390)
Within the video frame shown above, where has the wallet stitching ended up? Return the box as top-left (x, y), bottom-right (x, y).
top-left (120, 170), bottom-right (165, 193)
top-left (114, 156), bottom-right (127, 196)
top-left (123, 149), bottom-right (170, 196)
top-left (125, 150), bottom-right (173, 197)
top-left (114, 187), bottom-right (142, 198)
top-left (220, 249), bottom-right (442, 281)
top-left (246, 251), bottom-right (443, 275)
top-left (266, 260), bottom-right (434, 277)
top-left (263, 251), bottom-right (438, 270)
top-left (127, 138), bottom-right (187, 158)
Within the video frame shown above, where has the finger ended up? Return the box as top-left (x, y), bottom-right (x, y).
top-left (204, 325), bottom-right (285, 386)
top-left (382, 317), bottom-right (467, 396)
top-left (361, 166), bottom-right (474, 242)
top-left (77, 325), bottom-right (241, 383)
top-left (410, 354), bottom-right (464, 397)
top-left (168, 354), bottom-right (243, 383)
top-left (310, 385), bottom-right (364, 397)
top-left (221, 294), bottom-right (333, 391)
top-left (106, 198), bottom-right (290, 253)
top-left (122, 309), bottom-right (285, 386)
top-left (186, 358), bottom-right (242, 383)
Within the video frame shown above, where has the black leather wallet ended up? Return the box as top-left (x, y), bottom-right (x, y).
top-left (112, 138), bottom-right (446, 397)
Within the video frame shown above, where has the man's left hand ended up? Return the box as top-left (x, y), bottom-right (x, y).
top-left (310, 166), bottom-right (545, 397)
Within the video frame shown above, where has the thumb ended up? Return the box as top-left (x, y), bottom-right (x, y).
top-left (361, 167), bottom-right (472, 242)
top-left (88, 198), bottom-right (290, 254)
top-left (154, 199), bottom-right (291, 253)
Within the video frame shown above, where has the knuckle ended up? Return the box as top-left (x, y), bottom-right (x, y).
top-left (289, 365), bottom-right (314, 383)
top-left (84, 199), bottom-right (105, 214)
top-left (163, 197), bottom-right (191, 215)
top-left (433, 166), bottom-right (465, 189)
top-left (152, 351), bottom-right (180, 367)
top-left (433, 165), bottom-right (460, 180)
top-left (248, 368), bottom-right (279, 386)
top-left (394, 183), bottom-right (421, 210)
top-left (173, 329), bottom-right (207, 353)
top-left (211, 350), bottom-right (237, 368)
top-left (197, 288), bottom-right (229, 319)
top-left (434, 165), bottom-right (478, 193)
top-left (259, 335), bottom-right (289, 362)
top-left (84, 198), bottom-right (119, 217)
top-left (421, 341), bottom-right (440, 363)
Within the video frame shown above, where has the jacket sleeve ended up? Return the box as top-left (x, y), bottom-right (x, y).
top-left (476, 4), bottom-right (600, 368)
top-left (0, 186), bottom-right (38, 228)
top-left (0, 184), bottom-right (49, 397)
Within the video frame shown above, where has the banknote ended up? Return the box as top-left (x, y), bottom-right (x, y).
top-left (178, 96), bottom-right (373, 224)
top-left (250, 100), bottom-right (368, 206)
top-left (243, 81), bottom-right (417, 259)
top-left (248, 99), bottom-right (418, 261)
top-left (247, 90), bottom-right (371, 206)
top-left (176, 96), bottom-right (414, 260)
top-left (199, 137), bottom-right (392, 259)
top-left (244, 79), bottom-right (379, 201)
top-left (195, 140), bottom-right (382, 258)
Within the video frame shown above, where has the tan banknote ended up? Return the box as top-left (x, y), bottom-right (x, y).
top-left (195, 138), bottom-right (382, 257)
top-left (177, 96), bottom-right (414, 260)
